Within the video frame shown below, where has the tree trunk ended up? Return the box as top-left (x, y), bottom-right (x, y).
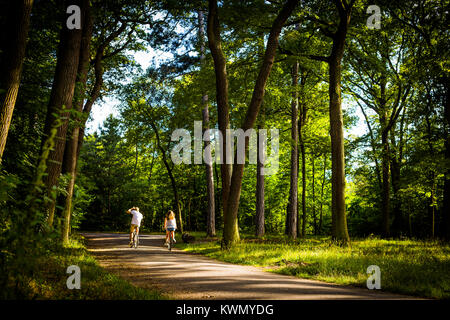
top-left (203, 104), bottom-right (216, 237)
top-left (443, 77), bottom-right (450, 240)
top-left (381, 129), bottom-right (390, 237)
top-left (319, 153), bottom-right (326, 234)
top-left (199, 10), bottom-right (216, 237)
top-left (328, 2), bottom-right (351, 244)
top-left (40, 0), bottom-right (83, 227)
top-left (207, 0), bottom-right (231, 228)
top-left (390, 119), bottom-right (404, 237)
top-left (217, 0), bottom-right (299, 249)
top-left (299, 108), bottom-right (307, 238)
top-left (255, 109), bottom-right (265, 238)
top-left (0, 0), bottom-right (34, 161)
top-left (61, 0), bottom-right (92, 245)
top-left (312, 155), bottom-right (317, 234)
top-left (150, 121), bottom-right (183, 233)
top-left (286, 61), bottom-right (299, 239)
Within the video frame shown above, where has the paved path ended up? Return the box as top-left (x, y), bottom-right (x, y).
top-left (83, 232), bottom-right (417, 300)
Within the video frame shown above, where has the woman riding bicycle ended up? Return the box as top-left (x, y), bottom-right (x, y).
top-left (164, 210), bottom-right (177, 245)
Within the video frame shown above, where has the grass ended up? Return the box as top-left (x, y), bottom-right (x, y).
top-left (177, 231), bottom-right (450, 299)
top-left (8, 234), bottom-right (165, 300)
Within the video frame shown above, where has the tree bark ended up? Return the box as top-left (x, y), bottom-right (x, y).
top-left (327, 0), bottom-right (352, 244)
top-left (298, 75), bottom-right (307, 238)
top-left (287, 61), bottom-right (299, 239)
top-left (390, 107), bottom-right (406, 237)
top-left (443, 78), bottom-right (450, 241)
top-left (381, 128), bottom-right (390, 237)
top-left (255, 108), bottom-right (265, 238)
top-left (319, 153), bottom-right (327, 234)
top-left (312, 155), bottom-right (317, 234)
top-left (40, 0), bottom-right (83, 227)
top-left (0, 0), bottom-right (34, 161)
top-left (207, 0), bottom-right (231, 228)
top-left (61, 0), bottom-right (92, 245)
top-left (199, 10), bottom-right (216, 237)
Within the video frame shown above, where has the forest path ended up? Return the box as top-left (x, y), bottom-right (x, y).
top-left (83, 232), bottom-right (417, 300)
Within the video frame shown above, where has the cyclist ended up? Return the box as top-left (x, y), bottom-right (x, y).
top-left (127, 207), bottom-right (143, 247)
top-left (164, 210), bottom-right (177, 245)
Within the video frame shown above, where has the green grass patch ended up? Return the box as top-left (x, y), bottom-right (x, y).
top-left (178, 232), bottom-right (450, 299)
top-left (5, 234), bottom-right (165, 300)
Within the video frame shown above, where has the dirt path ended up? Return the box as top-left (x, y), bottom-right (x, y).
top-left (83, 232), bottom-right (417, 300)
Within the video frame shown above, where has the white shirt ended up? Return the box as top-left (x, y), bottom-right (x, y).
top-left (130, 210), bottom-right (143, 227)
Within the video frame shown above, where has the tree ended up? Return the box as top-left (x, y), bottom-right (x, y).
top-left (207, 0), bottom-right (300, 248)
top-left (303, 0), bottom-right (355, 244)
top-left (345, 24), bottom-right (412, 237)
top-left (286, 61), bottom-right (299, 239)
top-left (198, 9), bottom-right (216, 237)
top-left (61, 0), bottom-right (93, 244)
top-left (39, 0), bottom-right (84, 227)
top-left (0, 0), bottom-right (34, 161)
top-left (255, 105), bottom-right (265, 238)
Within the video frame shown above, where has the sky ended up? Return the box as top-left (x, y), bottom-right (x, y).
top-left (85, 50), bottom-right (155, 134)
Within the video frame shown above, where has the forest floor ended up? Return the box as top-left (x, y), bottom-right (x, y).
top-left (82, 232), bottom-right (420, 300)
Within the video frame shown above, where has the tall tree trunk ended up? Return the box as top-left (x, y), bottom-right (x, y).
top-left (430, 172), bottom-right (436, 238)
top-left (319, 153), bottom-right (326, 234)
top-left (40, 0), bottom-right (83, 227)
top-left (61, 0), bottom-right (92, 245)
top-left (255, 108), bottom-right (265, 238)
top-left (327, 0), bottom-right (352, 244)
top-left (390, 122), bottom-right (404, 237)
top-left (210, 0), bottom-right (299, 248)
top-left (379, 69), bottom-right (391, 238)
top-left (312, 155), bottom-right (317, 234)
top-left (299, 97), bottom-right (307, 238)
top-left (287, 61), bottom-right (299, 239)
top-left (0, 0), bottom-right (34, 161)
top-left (150, 121), bottom-right (183, 233)
top-left (443, 78), bottom-right (450, 241)
top-left (381, 129), bottom-right (390, 237)
top-left (207, 0), bottom-right (231, 230)
top-left (199, 10), bottom-right (216, 237)
top-left (203, 104), bottom-right (216, 237)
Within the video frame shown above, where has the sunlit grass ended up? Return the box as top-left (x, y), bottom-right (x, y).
top-left (18, 235), bottom-right (165, 300)
top-left (179, 232), bottom-right (450, 299)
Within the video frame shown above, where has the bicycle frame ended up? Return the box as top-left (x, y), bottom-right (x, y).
top-left (168, 230), bottom-right (174, 251)
top-left (132, 229), bottom-right (139, 249)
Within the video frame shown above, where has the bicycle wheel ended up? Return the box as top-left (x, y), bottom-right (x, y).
top-left (169, 234), bottom-right (173, 251)
top-left (133, 231), bottom-right (138, 248)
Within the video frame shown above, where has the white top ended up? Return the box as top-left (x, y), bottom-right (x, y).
top-left (166, 218), bottom-right (176, 229)
top-left (130, 210), bottom-right (143, 226)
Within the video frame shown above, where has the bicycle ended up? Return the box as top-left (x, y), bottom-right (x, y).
top-left (131, 229), bottom-right (139, 249)
top-left (167, 230), bottom-right (175, 251)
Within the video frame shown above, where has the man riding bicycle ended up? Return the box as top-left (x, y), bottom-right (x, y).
top-left (127, 207), bottom-right (143, 247)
